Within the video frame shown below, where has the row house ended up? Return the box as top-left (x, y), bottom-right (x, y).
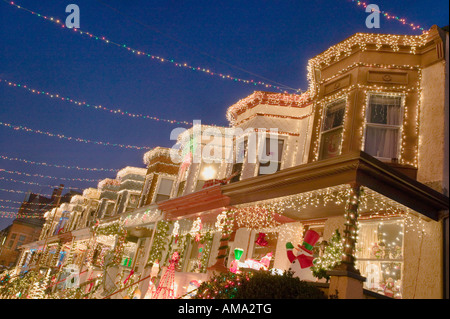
top-left (12, 26), bottom-right (449, 299)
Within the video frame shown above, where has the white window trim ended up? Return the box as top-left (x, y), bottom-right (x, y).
top-left (318, 97), bottom-right (347, 160)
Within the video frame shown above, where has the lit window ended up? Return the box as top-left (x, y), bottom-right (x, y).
top-left (364, 94), bottom-right (402, 160)
top-left (319, 99), bottom-right (346, 160)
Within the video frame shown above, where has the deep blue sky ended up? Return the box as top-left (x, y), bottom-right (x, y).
top-left (0, 0), bottom-right (448, 229)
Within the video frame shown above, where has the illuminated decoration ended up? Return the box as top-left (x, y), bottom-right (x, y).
top-left (0, 79), bottom-right (193, 126)
top-left (92, 220), bottom-right (127, 265)
top-left (143, 147), bottom-right (174, 166)
top-left (306, 32), bottom-right (428, 97)
top-left (312, 229), bottom-right (344, 281)
top-left (189, 217), bottom-right (203, 242)
top-left (0, 154), bottom-right (117, 172)
top-left (116, 166), bottom-right (147, 180)
top-left (200, 165), bottom-right (217, 180)
top-left (350, 0), bottom-right (426, 32)
top-left (0, 120), bottom-right (152, 150)
top-left (194, 271), bottom-right (252, 299)
top-left (0, 167), bottom-right (101, 182)
top-left (97, 178), bottom-right (120, 189)
top-left (171, 220), bottom-right (180, 238)
top-left (0, 176), bottom-right (85, 191)
top-left (152, 252), bottom-right (179, 299)
top-left (232, 207), bottom-right (281, 230)
top-left (3, 2), bottom-right (296, 93)
top-left (0, 187), bottom-right (52, 197)
top-left (286, 229), bottom-right (320, 281)
top-left (229, 247), bottom-right (244, 273)
top-left (147, 220), bottom-right (171, 266)
top-left (214, 211), bottom-right (233, 234)
top-left (226, 91), bottom-right (311, 125)
top-left (0, 211), bottom-right (45, 219)
top-left (242, 252), bottom-right (273, 271)
top-left (255, 232), bottom-right (268, 246)
top-left (123, 209), bottom-right (161, 227)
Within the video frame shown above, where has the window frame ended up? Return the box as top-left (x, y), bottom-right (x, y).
top-left (318, 97), bottom-right (347, 160)
top-left (257, 136), bottom-right (285, 176)
top-left (152, 176), bottom-right (176, 203)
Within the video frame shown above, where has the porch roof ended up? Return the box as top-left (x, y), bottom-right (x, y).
top-left (158, 151), bottom-right (449, 222)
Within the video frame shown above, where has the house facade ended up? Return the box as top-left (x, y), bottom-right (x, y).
top-left (7, 26), bottom-right (449, 299)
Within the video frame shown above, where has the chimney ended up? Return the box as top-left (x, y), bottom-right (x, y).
top-left (52, 184), bottom-right (64, 207)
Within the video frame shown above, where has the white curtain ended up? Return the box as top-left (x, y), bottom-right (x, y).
top-left (365, 95), bottom-right (401, 159)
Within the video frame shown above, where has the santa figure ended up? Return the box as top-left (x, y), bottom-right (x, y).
top-left (286, 229), bottom-right (320, 282)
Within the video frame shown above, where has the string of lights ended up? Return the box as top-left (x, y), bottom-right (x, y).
top-left (0, 187), bottom-right (52, 196)
top-left (0, 78), bottom-right (194, 126)
top-left (0, 176), bottom-right (85, 191)
top-left (0, 198), bottom-right (51, 205)
top-left (350, 0), bottom-right (426, 32)
top-left (0, 154), bottom-right (117, 172)
top-left (3, 0), bottom-right (299, 93)
top-left (0, 211), bottom-right (45, 219)
top-left (95, 0), bottom-right (298, 92)
top-left (0, 168), bottom-right (102, 182)
top-left (0, 121), bottom-right (153, 150)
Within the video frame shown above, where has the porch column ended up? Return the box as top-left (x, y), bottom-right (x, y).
top-left (328, 183), bottom-right (366, 299)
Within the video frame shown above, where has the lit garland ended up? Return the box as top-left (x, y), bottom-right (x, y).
top-left (3, 1), bottom-right (297, 93)
top-left (0, 154), bottom-right (117, 172)
top-left (234, 184), bottom-right (427, 236)
top-left (350, 0), bottom-right (426, 32)
top-left (122, 208), bottom-right (161, 227)
top-left (147, 220), bottom-right (171, 266)
top-left (0, 79), bottom-right (193, 126)
top-left (226, 91), bottom-right (311, 125)
top-left (0, 121), bottom-right (152, 150)
top-left (0, 168), bottom-right (101, 182)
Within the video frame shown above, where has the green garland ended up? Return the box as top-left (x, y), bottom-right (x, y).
top-left (199, 232), bottom-right (214, 273)
top-left (147, 220), bottom-right (171, 266)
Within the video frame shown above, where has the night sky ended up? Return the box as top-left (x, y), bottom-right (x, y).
top-left (0, 0), bottom-right (448, 229)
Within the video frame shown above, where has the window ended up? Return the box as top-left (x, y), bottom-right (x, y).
top-left (184, 236), bottom-right (213, 273)
top-left (251, 232), bottom-right (277, 269)
top-left (355, 219), bottom-right (404, 299)
top-left (258, 138), bottom-right (284, 175)
top-left (364, 94), bottom-right (402, 160)
top-left (154, 178), bottom-right (174, 202)
top-left (230, 139), bottom-right (247, 183)
top-left (319, 99), bottom-right (346, 160)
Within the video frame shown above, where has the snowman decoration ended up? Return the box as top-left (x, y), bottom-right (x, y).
top-left (285, 229), bottom-right (320, 282)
